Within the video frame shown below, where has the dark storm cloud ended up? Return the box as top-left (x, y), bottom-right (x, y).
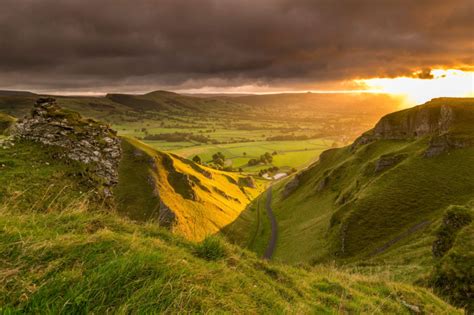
top-left (0, 0), bottom-right (472, 92)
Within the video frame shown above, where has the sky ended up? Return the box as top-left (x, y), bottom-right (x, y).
top-left (0, 0), bottom-right (473, 101)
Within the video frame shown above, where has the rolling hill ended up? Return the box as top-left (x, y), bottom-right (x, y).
top-left (107, 90), bottom-right (248, 113)
top-left (0, 90), bottom-right (246, 120)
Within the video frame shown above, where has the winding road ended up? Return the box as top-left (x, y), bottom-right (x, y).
top-left (262, 188), bottom-right (278, 260)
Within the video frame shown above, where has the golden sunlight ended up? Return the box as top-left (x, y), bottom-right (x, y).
top-left (356, 69), bottom-right (474, 106)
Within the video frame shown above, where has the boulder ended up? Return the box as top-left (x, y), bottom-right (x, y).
top-left (282, 175), bottom-right (300, 198)
top-left (317, 176), bottom-right (330, 191)
top-left (424, 134), bottom-right (474, 158)
top-left (374, 154), bottom-right (407, 172)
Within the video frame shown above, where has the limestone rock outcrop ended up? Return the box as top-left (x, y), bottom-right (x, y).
top-left (374, 154), bottom-right (407, 173)
top-left (11, 98), bottom-right (122, 196)
top-left (351, 101), bottom-right (473, 156)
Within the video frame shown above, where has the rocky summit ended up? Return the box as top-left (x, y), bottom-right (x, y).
top-left (11, 98), bottom-right (122, 196)
top-left (352, 98), bottom-right (474, 156)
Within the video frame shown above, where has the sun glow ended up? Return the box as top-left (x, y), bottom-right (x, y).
top-left (356, 69), bottom-right (474, 106)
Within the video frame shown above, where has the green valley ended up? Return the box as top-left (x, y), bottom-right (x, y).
top-left (0, 95), bottom-right (472, 313)
top-left (224, 98), bottom-right (474, 311)
top-left (2, 1), bottom-right (472, 312)
top-left (0, 91), bottom-right (401, 174)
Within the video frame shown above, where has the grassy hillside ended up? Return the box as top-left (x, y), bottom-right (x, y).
top-left (0, 140), bottom-right (97, 212)
top-left (0, 125), bottom-right (264, 243)
top-left (109, 90), bottom-right (248, 113)
top-left (226, 98), bottom-right (474, 270)
top-left (115, 137), bottom-right (265, 241)
top-left (0, 199), bottom-right (461, 313)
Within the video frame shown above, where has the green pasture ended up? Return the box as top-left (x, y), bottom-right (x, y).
top-left (144, 139), bottom-right (332, 171)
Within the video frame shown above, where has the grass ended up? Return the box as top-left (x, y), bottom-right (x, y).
top-left (0, 140), bottom-right (96, 212)
top-left (0, 200), bottom-right (461, 313)
top-left (153, 139), bottom-right (332, 174)
top-left (265, 140), bottom-right (474, 267)
top-left (222, 189), bottom-right (273, 257)
top-left (0, 97), bottom-right (470, 312)
top-left (225, 99), bottom-right (474, 272)
top-left (194, 236), bottom-right (228, 261)
top-left (0, 112), bottom-right (15, 134)
top-left (114, 137), bottom-right (265, 241)
top-left (114, 139), bottom-right (161, 221)
top-left (431, 218), bottom-right (473, 312)
top-left (429, 204), bottom-right (473, 311)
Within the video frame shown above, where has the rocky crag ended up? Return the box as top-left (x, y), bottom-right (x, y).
top-left (352, 99), bottom-right (474, 156)
top-left (11, 98), bottom-right (121, 197)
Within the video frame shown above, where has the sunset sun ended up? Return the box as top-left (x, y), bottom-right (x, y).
top-left (357, 69), bottom-right (474, 105)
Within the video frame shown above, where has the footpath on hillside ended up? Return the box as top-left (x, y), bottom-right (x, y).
top-left (262, 188), bottom-right (278, 260)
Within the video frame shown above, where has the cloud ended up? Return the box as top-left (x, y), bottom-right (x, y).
top-left (0, 0), bottom-right (472, 92)
top-left (415, 69), bottom-right (434, 80)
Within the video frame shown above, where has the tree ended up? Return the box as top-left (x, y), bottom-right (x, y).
top-left (212, 152), bottom-right (225, 162)
top-left (214, 158), bottom-right (225, 167)
top-left (247, 158), bottom-right (259, 166)
top-left (259, 152), bottom-right (273, 164)
top-left (192, 155), bottom-right (202, 164)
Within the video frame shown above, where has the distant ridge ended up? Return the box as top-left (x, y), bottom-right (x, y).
top-left (0, 90), bottom-right (37, 97)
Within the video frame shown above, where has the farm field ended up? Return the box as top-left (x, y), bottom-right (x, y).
top-left (144, 138), bottom-right (333, 172)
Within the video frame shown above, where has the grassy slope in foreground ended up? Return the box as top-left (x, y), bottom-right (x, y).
top-left (0, 204), bottom-right (460, 313)
top-left (115, 137), bottom-right (265, 241)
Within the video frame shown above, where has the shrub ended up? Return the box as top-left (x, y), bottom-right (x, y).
top-left (194, 236), bottom-right (227, 261)
top-left (430, 205), bottom-right (473, 312)
top-left (432, 205), bottom-right (472, 258)
top-left (192, 155), bottom-right (202, 164)
top-left (431, 223), bottom-right (473, 312)
top-left (247, 158), bottom-right (259, 166)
